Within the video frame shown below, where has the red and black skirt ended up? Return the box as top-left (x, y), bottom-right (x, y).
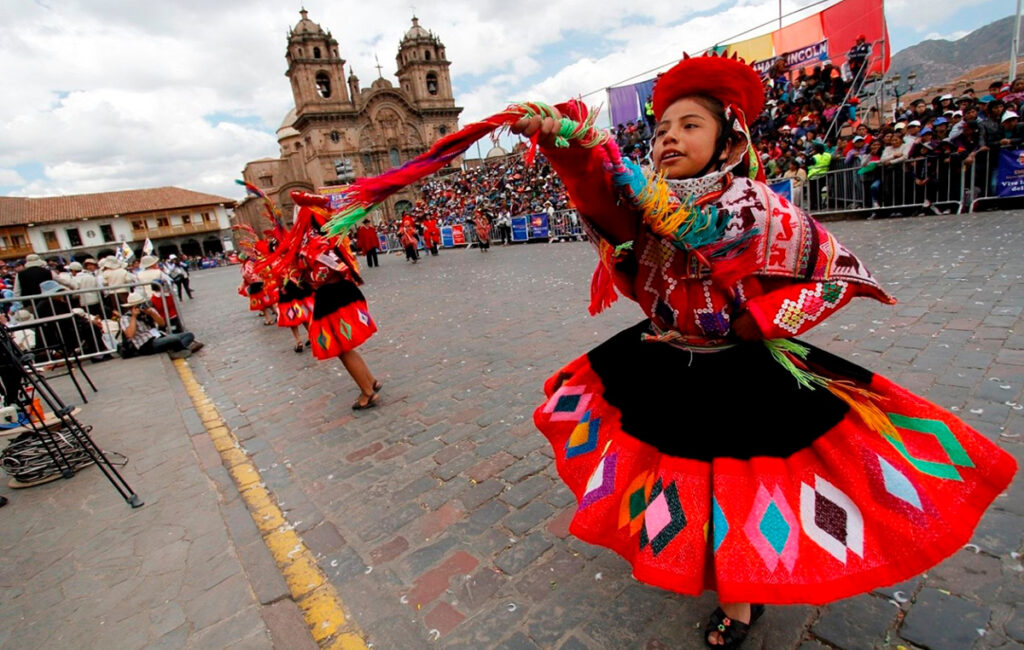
top-left (247, 281), bottom-right (279, 311)
top-left (308, 279), bottom-right (377, 360)
top-left (534, 320), bottom-right (1016, 605)
top-left (277, 281), bottom-right (314, 328)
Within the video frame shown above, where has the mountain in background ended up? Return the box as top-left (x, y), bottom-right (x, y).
top-left (889, 14), bottom-right (1020, 90)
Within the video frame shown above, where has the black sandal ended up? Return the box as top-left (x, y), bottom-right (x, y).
top-left (351, 393), bottom-right (379, 410)
top-left (372, 379), bottom-right (383, 393)
top-left (704, 604), bottom-right (765, 649)
top-left (294, 343), bottom-right (304, 353)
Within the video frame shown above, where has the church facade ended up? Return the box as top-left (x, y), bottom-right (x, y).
top-left (237, 11), bottom-right (462, 229)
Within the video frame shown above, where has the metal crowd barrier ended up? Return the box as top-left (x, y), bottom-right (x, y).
top-left (960, 150), bottom-right (1003, 213)
top-left (805, 155), bottom-right (964, 218)
top-left (0, 281), bottom-right (183, 367)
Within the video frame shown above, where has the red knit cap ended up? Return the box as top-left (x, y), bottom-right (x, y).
top-left (652, 53), bottom-right (765, 123)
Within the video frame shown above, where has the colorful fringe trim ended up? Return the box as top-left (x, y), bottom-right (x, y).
top-left (764, 338), bottom-right (898, 440)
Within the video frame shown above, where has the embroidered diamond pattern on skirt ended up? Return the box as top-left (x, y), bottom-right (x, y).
top-left (639, 478), bottom-right (686, 556)
top-left (543, 385), bottom-right (593, 422)
top-left (800, 476), bottom-right (864, 564)
top-left (338, 318), bottom-right (353, 340)
top-left (712, 496), bottom-right (729, 553)
top-left (878, 455), bottom-right (923, 510)
top-left (317, 329), bottom-right (332, 350)
top-left (580, 452), bottom-right (617, 509)
top-left (884, 413), bottom-right (975, 481)
top-left (743, 485), bottom-right (799, 572)
top-left (618, 472), bottom-right (654, 536)
top-left (565, 411), bottom-right (600, 459)
top-left (357, 309), bottom-right (370, 326)
top-left (861, 448), bottom-right (935, 526)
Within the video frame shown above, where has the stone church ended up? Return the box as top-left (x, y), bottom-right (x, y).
top-left (236, 10), bottom-right (462, 230)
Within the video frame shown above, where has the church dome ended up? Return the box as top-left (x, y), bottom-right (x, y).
top-left (293, 9), bottom-right (324, 35)
top-left (402, 17), bottom-right (430, 41)
top-left (278, 108), bottom-right (297, 131)
top-left (485, 145), bottom-right (509, 159)
top-left (370, 78), bottom-right (393, 90)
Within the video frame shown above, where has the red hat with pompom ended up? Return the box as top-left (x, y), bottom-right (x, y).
top-left (652, 52), bottom-right (765, 123)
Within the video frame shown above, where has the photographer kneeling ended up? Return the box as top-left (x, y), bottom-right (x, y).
top-left (119, 290), bottom-right (203, 359)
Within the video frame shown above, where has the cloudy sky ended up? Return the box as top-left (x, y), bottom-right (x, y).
top-left (0, 0), bottom-right (1013, 201)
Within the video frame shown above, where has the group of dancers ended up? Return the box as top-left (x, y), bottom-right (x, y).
top-left (236, 186), bottom-right (382, 410)
top-left (234, 53), bottom-right (1014, 648)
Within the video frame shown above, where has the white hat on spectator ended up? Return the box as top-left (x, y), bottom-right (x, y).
top-left (100, 257), bottom-right (124, 270)
top-left (121, 290), bottom-right (148, 308)
top-left (1001, 111), bottom-right (1019, 122)
top-left (13, 309), bottom-right (33, 323)
top-left (952, 111), bottom-right (963, 117)
top-left (68, 261), bottom-right (83, 272)
top-left (940, 94), bottom-right (953, 101)
top-left (907, 120), bottom-right (922, 127)
top-left (853, 135), bottom-right (865, 142)
top-left (780, 125), bottom-right (792, 131)
top-left (140, 255), bottom-right (159, 269)
top-left (24, 254), bottom-right (45, 268)
top-left (894, 122), bottom-right (907, 130)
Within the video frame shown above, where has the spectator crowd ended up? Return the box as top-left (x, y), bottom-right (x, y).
top-left (381, 43), bottom-right (1024, 224)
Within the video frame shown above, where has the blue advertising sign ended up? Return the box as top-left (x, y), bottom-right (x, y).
top-left (528, 213), bottom-right (549, 239)
top-left (768, 178), bottom-right (793, 202)
top-left (996, 149), bottom-right (1024, 197)
top-left (511, 216), bottom-right (529, 242)
top-left (440, 226), bottom-right (454, 248)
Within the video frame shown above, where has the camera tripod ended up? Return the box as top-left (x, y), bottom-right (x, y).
top-left (0, 321), bottom-right (142, 508)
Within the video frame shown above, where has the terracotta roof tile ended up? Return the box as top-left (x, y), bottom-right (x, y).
top-left (0, 186), bottom-right (234, 227)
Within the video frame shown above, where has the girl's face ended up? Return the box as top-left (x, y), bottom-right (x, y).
top-left (652, 97), bottom-right (734, 179)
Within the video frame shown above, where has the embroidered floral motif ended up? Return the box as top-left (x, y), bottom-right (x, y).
top-left (772, 281), bottom-right (848, 334)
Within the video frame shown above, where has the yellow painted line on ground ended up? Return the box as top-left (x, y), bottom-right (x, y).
top-left (173, 358), bottom-right (368, 649)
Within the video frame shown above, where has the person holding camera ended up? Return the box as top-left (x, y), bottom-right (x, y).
top-left (118, 290), bottom-right (203, 359)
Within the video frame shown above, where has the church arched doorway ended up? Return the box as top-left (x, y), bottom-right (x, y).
top-left (158, 243), bottom-right (180, 259)
top-left (394, 200), bottom-right (413, 217)
top-left (181, 239), bottom-right (202, 257)
top-left (202, 237), bottom-right (223, 255)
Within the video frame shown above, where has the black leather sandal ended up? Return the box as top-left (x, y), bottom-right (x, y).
top-left (704, 604), bottom-right (765, 649)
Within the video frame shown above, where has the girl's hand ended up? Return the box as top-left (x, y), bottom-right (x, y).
top-left (510, 108), bottom-right (563, 148)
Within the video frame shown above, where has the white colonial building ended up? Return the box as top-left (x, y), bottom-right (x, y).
top-left (0, 187), bottom-right (235, 262)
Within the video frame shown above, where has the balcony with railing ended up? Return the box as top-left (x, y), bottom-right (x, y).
top-left (131, 219), bottom-right (222, 240)
top-left (0, 243), bottom-right (36, 260)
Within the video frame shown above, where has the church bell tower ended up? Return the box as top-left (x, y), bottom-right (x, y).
top-left (395, 17), bottom-right (455, 109)
top-left (285, 9), bottom-right (350, 116)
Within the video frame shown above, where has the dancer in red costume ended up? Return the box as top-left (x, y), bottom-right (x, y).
top-left (276, 267), bottom-right (314, 353)
top-left (241, 242), bottom-right (278, 326)
top-left (472, 210), bottom-right (491, 252)
top-left (266, 191), bottom-right (382, 409)
top-left (422, 216), bottom-right (441, 256)
top-left (317, 57), bottom-right (1016, 648)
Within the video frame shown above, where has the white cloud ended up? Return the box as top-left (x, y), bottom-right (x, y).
top-left (922, 30), bottom-right (971, 42)
top-left (0, 169), bottom-right (25, 186)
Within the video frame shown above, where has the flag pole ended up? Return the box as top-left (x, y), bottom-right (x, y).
top-left (1012, 0), bottom-right (1023, 81)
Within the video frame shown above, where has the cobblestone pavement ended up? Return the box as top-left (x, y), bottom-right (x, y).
top-left (2, 210), bottom-right (1020, 650)
top-left (181, 211), bottom-right (1022, 650)
top-left (0, 355), bottom-right (294, 649)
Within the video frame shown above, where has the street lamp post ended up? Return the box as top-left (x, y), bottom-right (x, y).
top-left (885, 72), bottom-right (917, 122)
